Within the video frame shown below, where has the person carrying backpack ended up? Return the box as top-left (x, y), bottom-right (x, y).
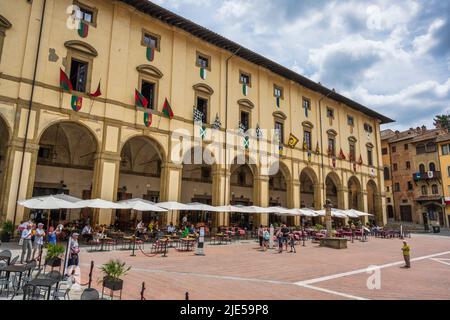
top-left (262, 228), bottom-right (270, 252)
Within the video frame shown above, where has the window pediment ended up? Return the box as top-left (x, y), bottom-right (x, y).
top-left (136, 64), bottom-right (163, 79)
top-left (0, 15), bottom-right (12, 30)
top-left (273, 111), bottom-right (287, 120)
top-left (64, 40), bottom-right (98, 57)
top-left (193, 83), bottom-right (214, 96)
top-left (348, 136), bottom-right (357, 143)
top-left (366, 142), bottom-right (374, 149)
top-left (237, 99), bottom-right (254, 109)
top-left (302, 121), bottom-right (314, 129)
top-left (327, 129), bottom-right (338, 137)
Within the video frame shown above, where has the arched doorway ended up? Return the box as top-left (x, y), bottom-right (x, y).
top-left (34, 121), bottom-right (97, 226)
top-left (268, 163), bottom-right (289, 226)
top-left (367, 180), bottom-right (382, 225)
top-left (180, 147), bottom-right (215, 228)
top-left (230, 156), bottom-right (257, 229)
top-left (300, 167), bottom-right (320, 226)
top-left (0, 116), bottom-right (10, 217)
top-left (325, 172), bottom-right (343, 209)
top-left (348, 176), bottom-right (362, 211)
top-left (118, 136), bottom-right (164, 231)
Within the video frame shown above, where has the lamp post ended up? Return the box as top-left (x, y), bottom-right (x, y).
top-left (324, 199), bottom-right (333, 238)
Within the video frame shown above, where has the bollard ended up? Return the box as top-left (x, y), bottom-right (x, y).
top-left (38, 246), bottom-right (43, 269)
top-left (162, 240), bottom-right (168, 258)
top-left (131, 235), bottom-right (137, 257)
top-left (88, 261), bottom-right (94, 288)
top-left (185, 292), bottom-right (189, 300)
top-left (140, 282), bottom-right (146, 300)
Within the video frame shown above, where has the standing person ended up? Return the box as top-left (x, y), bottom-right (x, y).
top-left (20, 224), bottom-right (33, 264)
top-left (281, 224), bottom-right (290, 252)
top-left (276, 228), bottom-right (283, 253)
top-left (288, 233), bottom-right (296, 253)
top-left (351, 222), bottom-right (356, 239)
top-left (262, 227), bottom-right (270, 251)
top-left (401, 241), bottom-right (411, 268)
top-left (32, 223), bottom-right (46, 260)
top-left (258, 225), bottom-right (264, 249)
top-left (47, 226), bottom-right (57, 245)
top-left (66, 233), bottom-right (81, 278)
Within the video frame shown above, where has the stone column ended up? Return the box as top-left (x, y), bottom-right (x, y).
top-left (325, 199), bottom-right (333, 237)
top-left (2, 140), bottom-right (39, 225)
top-left (91, 152), bottom-right (121, 226)
top-left (160, 162), bottom-right (183, 225)
top-left (290, 179), bottom-right (301, 225)
top-left (212, 165), bottom-right (230, 227)
top-left (255, 175), bottom-right (270, 226)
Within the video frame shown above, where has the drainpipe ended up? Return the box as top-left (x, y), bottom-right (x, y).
top-left (318, 89), bottom-right (334, 207)
top-left (222, 47), bottom-right (241, 226)
top-left (12, 0), bottom-right (47, 227)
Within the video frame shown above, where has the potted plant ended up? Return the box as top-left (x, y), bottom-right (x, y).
top-left (0, 220), bottom-right (14, 242)
top-left (45, 244), bottom-right (65, 267)
top-left (100, 260), bottom-right (131, 291)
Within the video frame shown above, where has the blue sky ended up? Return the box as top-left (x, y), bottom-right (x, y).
top-left (152, 0), bottom-right (450, 131)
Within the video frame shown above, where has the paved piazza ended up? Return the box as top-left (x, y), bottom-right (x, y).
top-left (77, 234), bottom-right (450, 300)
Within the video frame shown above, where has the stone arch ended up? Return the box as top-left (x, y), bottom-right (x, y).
top-left (299, 167), bottom-right (321, 210)
top-left (325, 171), bottom-right (344, 209)
top-left (119, 134), bottom-right (167, 165)
top-left (367, 179), bottom-right (383, 225)
top-left (36, 119), bottom-right (101, 153)
top-left (348, 176), bottom-right (363, 211)
top-left (0, 112), bottom-right (11, 139)
top-left (268, 160), bottom-right (291, 209)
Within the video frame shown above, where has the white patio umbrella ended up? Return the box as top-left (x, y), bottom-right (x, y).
top-left (298, 208), bottom-right (318, 217)
top-left (186, 202), bottom-right (221, 212)
top-left (73, 199), bottom-right (127, 209)
top-left (155, 202), bottom-right (192, 211)
top-left (18, 195), bottom-right (81, 210)
top-left (346, 209), bottom-right (373, 217)
top-left (344, 210), bottom-right (361, 219)
top-left (269, 207), bottom-right (300, 215)
top-left (314, 208), bottom-right (348, 219)
top-left (118, 199), bottom-right (168, 212)
top-left (214, 205), bottom-right (246, 213)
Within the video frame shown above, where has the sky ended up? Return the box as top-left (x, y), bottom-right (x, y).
top-left (151, 0), bottom-right (450, 131)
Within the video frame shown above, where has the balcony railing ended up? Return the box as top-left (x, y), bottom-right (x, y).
top-left (412, 171), bottom-right (441, 181)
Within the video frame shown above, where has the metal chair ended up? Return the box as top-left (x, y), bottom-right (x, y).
top-left (46, 270), bottom-right (62, 281)
top-left (9, 256), bottom-right (19, 265)
top-left (22, 284), bottom-right (46, 300)
top-left (0, 250), bottom-right (12, 267)
top-left (81, 288), bottom-right (100, 300)
top-left (52, 280), bottom-right (72, 300)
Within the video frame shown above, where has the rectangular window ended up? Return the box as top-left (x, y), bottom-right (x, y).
top-left (303, 98), bottom-right (311, 111)
top-left (392, 146), bottom-right (397, 153)
top-left (364, 123), bottom-right (373, 133)
top-left (239, 72), bottom-right (251, 86)
top-left (448, 185), bottom-right (450, 195)
top-left (406, 161), bottom-right (411, 170)
top-left (349, 143), bottom-right (356, 162)
top-left (141, 80), bottom-right (155, 109)
top-left (442, 144), bottom-right (449, 155)
top-left (141, 31), bottom-right (161, 51)
top-left (404, 144), bottom-right (409, 150)
top-left (347, 115), bottom-right (354, 126)
top-left (196, 52), bottom-right (211, 70)
top-left (38, 146), bottom-right (52, 160)
top-left (274, 85), bottom-right (283, 99)
top-left (70, 58), bottom-right (88, 93)
top-left (408, 181), bottom-right (413, 191)
top-left (447, 166), bottom-right (450, 178)
top-left (196, 97), bottom-right (208, 124)
top-left (275, 121), bottom-right (284, 144)
top-left (387, 197), bottom-right (391, 203)
top-left (74, 1), bottom-right (97, 26)
top-left (367, 148), bottom-right (373, 166)
top-left (326, 108), bottom-right (334, 119)
top-left (387, 187), bottom-right (390, 192)
top-left (201, 167), bottom-right (211, 181)
top-left (394, 183), bottom-right (400, 192)
top-left (304, 131), bottom-right (312, 150)
top-left (416, 144), bottom-right (426, 154)
top-left (382, 148), bottom-right (388, 155)
top-left (240, 110), bottom-right (250, 132)
top-left (328, 137), bottom-right (336, 156)
top-left (393, 163), bottom-right (398, 171)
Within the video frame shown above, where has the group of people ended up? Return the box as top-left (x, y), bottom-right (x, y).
top-left (257, 225), bottom-right (297, 254)
top-left (18, 221), bottom-right (59, 264)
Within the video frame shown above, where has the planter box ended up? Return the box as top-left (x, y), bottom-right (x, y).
top-left (320, 237), bottom-right (348, 249)
top-left (45, 257), bottom-right (62, 267)
top-left (103, 277), bottom-right (123, 291)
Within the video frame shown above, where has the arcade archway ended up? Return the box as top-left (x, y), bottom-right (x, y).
top-left (348, 176), bottom-right (363, 211)
top-left (0, 116), bottom-right (10, 218)
top-left (367, 180), bottom-right (382, 225)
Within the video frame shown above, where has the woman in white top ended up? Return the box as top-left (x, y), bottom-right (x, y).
top-left (32, 223), bottom-right (46, 260)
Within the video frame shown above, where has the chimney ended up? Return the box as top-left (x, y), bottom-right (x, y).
top-left (422, 125), bottom-right (427, 132)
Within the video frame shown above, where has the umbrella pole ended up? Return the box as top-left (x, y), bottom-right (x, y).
top-left (131, 210), bottom-right (136, 257)
top-left (46, 209), bottom-right (50, 230)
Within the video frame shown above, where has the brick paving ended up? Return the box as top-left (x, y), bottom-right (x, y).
top-left (74, 234), bottom-right (450, 300)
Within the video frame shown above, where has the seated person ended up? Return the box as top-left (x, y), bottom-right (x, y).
top-left (81, 224), bottom-right (93, 242)
top-left (167, 223), bottom-right (176, 234)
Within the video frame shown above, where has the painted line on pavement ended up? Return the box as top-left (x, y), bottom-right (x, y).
top-left (298, 284), bottom-right (369, 300)
top-left (294, 250), bottom-right (450, 286)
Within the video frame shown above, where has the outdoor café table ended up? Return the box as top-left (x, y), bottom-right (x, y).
top-left (178, 238), bottom-right (196, 252)
top-left (96, 237), bottom-right (113, 252)
top-left (25, 277), bottom-right (59, 300)
top-left (3, 264), bottom-right (33, 296)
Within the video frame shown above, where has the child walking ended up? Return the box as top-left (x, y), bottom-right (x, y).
top-left (289, 233), bottom-right (296, 253)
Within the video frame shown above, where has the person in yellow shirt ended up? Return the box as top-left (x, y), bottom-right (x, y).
top-left (401, 241), bottom-right (411, 268)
